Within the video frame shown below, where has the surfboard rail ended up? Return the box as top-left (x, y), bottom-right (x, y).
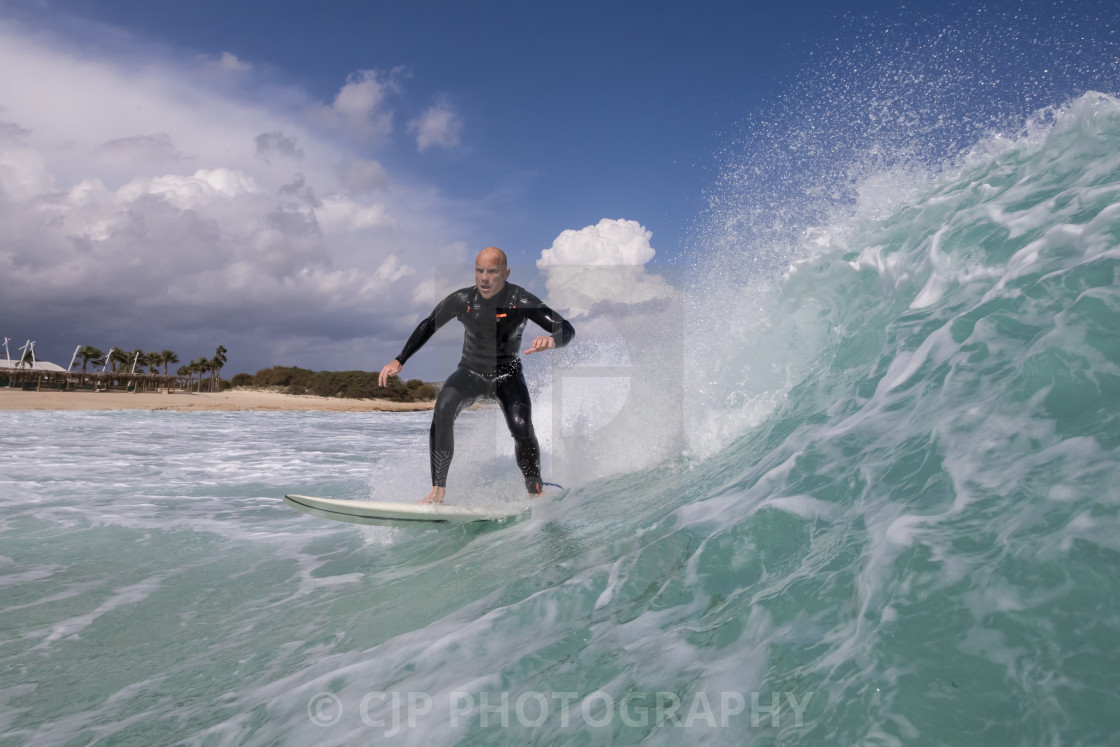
top-left (283, 493), bottom-right (529, 524)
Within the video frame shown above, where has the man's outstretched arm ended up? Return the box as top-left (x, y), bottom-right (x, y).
top-left (524, 304), bottom-right (575, 355)
top-left (378, 292), bottom-right (463, 385)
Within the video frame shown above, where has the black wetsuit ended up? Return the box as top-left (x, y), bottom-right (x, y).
top-left (394, 282), bottom-right (575, 492)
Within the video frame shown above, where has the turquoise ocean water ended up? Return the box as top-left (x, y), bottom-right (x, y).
top-left (4, 91), bottom-right (1120, 744)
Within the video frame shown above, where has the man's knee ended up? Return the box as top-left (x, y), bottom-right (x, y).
top-left (433, 391), bottom-right (462, 423)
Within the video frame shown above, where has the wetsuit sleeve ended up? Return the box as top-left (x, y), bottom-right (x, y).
top-left (394, 291), bottom-right (464, 365)
top-left (528, 303), bottom-right (575, 348)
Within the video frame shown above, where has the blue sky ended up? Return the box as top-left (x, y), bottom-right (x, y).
top-left (11, 0), bottom-right (859, 258)
top-left (0, 0), bottom-right (1116, 378)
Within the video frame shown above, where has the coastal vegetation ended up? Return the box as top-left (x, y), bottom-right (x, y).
top-left (64, 345), bottom-right (227, 392)
top-left (232, 366), bottom-right (438, 402)
top-left (1, 344), bottom-right (230, 392)
top-left (7, 342), bottom-right (434, 403)
top-left (177, 346), bottom-right (227, 392)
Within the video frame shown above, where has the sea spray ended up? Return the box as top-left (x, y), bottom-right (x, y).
top-left (330, 92), bottom-right (1120, 744)
top-left (5, 12), bottom-right (1120, 747)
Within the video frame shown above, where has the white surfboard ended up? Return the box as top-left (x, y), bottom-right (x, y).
top-left (284, 493), bottom-right (530, 525)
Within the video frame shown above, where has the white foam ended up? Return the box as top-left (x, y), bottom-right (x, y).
top-left (28, 573), bottom-right (171, 649)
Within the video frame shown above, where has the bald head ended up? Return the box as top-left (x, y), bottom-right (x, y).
top-left (475, 246), bottom-right (511, 299)
top-left (476, 246), bottom-right (507, 266)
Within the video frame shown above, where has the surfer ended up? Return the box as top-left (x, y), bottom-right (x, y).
top-left (378, 247), bottom-right (575, 504)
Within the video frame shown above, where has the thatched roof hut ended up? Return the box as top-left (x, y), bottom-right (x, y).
top-left (0, 360), bottom-right (66, 373)
top-left (0, 360), bottom-right (181, 392)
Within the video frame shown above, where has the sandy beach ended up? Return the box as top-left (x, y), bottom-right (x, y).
top-left (0, 388), bottom-right (435, 412)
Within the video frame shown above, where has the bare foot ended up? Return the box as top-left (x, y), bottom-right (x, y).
top-left (418, 486), bottom-right (446, 504)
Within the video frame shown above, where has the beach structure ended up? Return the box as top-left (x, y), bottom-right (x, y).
top-left (0, 339), bottom-right (67, 389)
top-left (0, 339), bottom-right (182, 392)
top-left (0, 354), bottom-right (72, 390)
top-left (0, 359), bottom-right (67, 373)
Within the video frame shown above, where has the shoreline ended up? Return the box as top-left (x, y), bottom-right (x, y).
top-left (0, 388), bottom-right (435, 412)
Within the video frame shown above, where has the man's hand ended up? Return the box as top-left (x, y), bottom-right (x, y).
top-left (523, 336), bottom-right (556, 355)
top-left (379, 359), bottom-right (402, 387)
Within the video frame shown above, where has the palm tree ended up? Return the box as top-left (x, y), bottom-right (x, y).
top-left (189, 357), bottom-right (207, 392)
top-left (101, 349), bottom-right (128, 389)
top-left (207, 356), bottom-right (221, 392)
top-left (108, 348), bottom-right (130, 374)
top-left (121, 349), bottom-right (143, 390)
top-left (212, 345), bottom-right (228, 391)
top-left (138, 352), bottom-right (158, 392)
top-left (154, 350), bottom-right (178, 393)
top-left (72, 346), bottom-right (103, 374)
top-left (177, 364), bottom-right (190, 391)
top-left (160, 350), bottom-right (179, 377)
top-left (91, 349), bottom-right (109, 390)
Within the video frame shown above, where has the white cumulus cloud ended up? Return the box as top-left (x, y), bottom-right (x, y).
top-left (215, 51), bottom-right (252, 73)
top-left (0, 18), bottom-right (480, 374)
top-left (409, 98), bottom-right (462, 151)
top-left (97, 132), bottom-right (183, 163)
top-left (317, 68), bottom-right (406, 141)
top-left (537, 218), bottom-right (671, 314)
top-left (115, 167), bottom-right (264, 207)
top-left (339, 159), bottom-right (389, 193)
top-left (315, 194), bottom-right (395, 233)
top-left (255, 131), bottom-right (304, 162)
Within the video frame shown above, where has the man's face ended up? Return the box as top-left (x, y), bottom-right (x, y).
top-left (475, 256), bottom-right (510, 299)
